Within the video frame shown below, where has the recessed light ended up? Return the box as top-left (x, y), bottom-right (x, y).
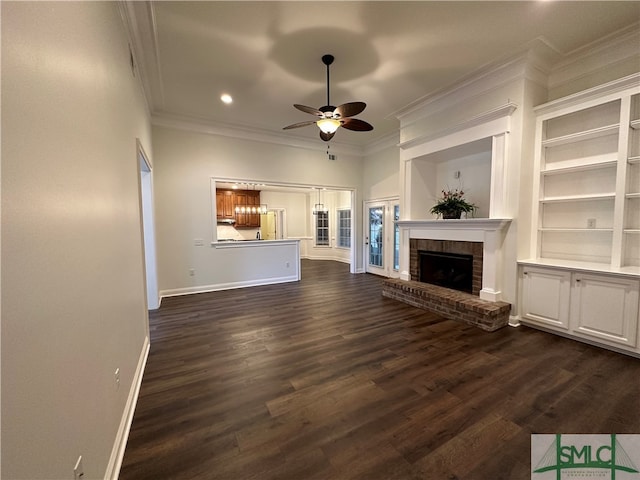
top-left (220, 93), bottom-right (233, 104)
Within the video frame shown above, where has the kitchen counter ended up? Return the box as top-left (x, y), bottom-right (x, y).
top-left (212, 238), bottom-right (299, 248)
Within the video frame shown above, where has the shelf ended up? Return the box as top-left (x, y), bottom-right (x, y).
top-left (628, 156), bottom-right (640, 164)
top-left (541, 160), bottom-right (617, 176)
top-left (624, 229), bottom-right (640, 234)
top-left (542, 124), bottom-right (619, 148)
top-left (540, 228), bottom-right (613, 233)
top-left (626, 193), bottom-right (640, 199)
top-left (631, 119), bottom-right (640, 130)
top-left (519, 258), bottom-right (640, 278)
top-left (540, 193), bottom-right (616, 203)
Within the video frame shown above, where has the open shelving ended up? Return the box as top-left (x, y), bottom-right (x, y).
top-left (528, 78), bottom-right (640, 272)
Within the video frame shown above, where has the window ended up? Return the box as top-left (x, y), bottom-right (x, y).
top-left (315, 211), bottom-right (329, 246)
top-left (337, 209), bottom-right (351, 248)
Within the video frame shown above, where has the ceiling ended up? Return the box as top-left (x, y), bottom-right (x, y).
top-left (130, 1), bottom-right (640, 149)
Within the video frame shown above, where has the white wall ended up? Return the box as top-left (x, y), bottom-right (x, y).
top-left (1, 2), bottom-right (152, 479)
top-left (362, 144), bottom-right (400, 201)
top-left (153, 125), bottom-right (363, 294)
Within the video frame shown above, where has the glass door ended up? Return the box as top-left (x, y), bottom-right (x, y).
top-left (364, 199), bottom-right (400, 277)
top-left (367, 205), bottom-right (385, 274)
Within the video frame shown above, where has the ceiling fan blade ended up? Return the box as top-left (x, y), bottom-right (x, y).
top-left (341, 118), bottom-right (374, 131)
top-left (320, 131), bottom-right (335, 142)
top-left (283, 120), bottom-right (317, 130)
top-left (294, 104), bottom-right (323, 117)
top-left (334, 102), bottom-right (366, 118)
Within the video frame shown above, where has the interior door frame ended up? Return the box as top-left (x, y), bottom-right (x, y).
top-left (363, 197), bottom-right (400, 277)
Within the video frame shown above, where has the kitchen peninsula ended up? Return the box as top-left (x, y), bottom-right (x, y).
top-left (159, 238), bottom-right (300, 300)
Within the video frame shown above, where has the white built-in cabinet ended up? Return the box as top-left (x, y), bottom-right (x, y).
top-left (520, 74), bottom-right (640, 356)
top-left (521, 264), bottom-right (639, 353)
top-left (521, 266), bottom-right (571, 330)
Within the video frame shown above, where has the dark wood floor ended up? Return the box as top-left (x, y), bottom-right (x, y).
top-left (120, 260), bottom-right (640, 480)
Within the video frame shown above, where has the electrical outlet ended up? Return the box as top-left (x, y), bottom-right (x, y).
top-left (73, 456), bottom-right (84, 480)
top-left (454, 170), bottom-right (461, 179)
top-left (194, 238), bottom-right (204, 246)
top-left (587, 218), bottom-right (596, 229)
top-left (285, 261), bottom-right (290, 268)
top-left (114, 368), bottom-right (120, 390)
top-left (189, 268), bottom-right (195, 276)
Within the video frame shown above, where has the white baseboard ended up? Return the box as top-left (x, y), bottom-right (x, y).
top-left (303, 255), bottom-right (351, 264)
top-left (159, 274), bottom-right (300, 299)
top-left (104, 335), bottom-right (150, 480)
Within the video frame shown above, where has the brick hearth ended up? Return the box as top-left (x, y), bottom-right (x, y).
top-left (382, 278), bottom-right (511, 332)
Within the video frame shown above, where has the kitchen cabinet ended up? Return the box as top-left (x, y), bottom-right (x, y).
top-left (216, 190), bottom-right (235, 219)
top-left (520, 263), bottom-right (640, 354)
top-left (216, 189), bottom-right (261, 227)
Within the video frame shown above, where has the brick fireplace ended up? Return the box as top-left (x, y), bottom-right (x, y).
top-left (410, 239), bottom-right (483, 295)
top-left (382, 218), bottom-right (512, 331)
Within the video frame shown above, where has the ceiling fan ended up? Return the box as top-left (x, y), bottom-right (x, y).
top-left (283, 54), bottom-right (373, 142)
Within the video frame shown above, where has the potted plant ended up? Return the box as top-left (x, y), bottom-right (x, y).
top-left (430, 188), bottom-right (477, 219)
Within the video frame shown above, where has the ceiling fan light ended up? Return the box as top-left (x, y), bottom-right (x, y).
top-left (317, 118), bottom-right (341, 134)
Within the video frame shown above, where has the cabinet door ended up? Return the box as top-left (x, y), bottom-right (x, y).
top-left (216, 190), bottom-right (235, 219)
top-left (570, 273), bottom-right (639, 348)
top-left (522, 267), bottom-right (571, 330)
top-left (234, 192), bottom-right (248, 226)
top-left (247, 191), bottom-right (259, 227)
top-left (215, 192), bottom-right (225, 219)
top-left (222, 191), bottom-right (234, 218)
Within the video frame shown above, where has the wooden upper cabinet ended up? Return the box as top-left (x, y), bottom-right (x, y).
top-left (217, 189), bottom-right (261, 227)
top-left (216, 190), bottom-right (235, 219)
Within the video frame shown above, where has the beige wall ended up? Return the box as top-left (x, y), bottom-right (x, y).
top-left (153, 125), bottom-right (364, 293)
top-left (1, 2), bottom-right (152, 478)
top-left (362, 144), bottom-right (401, 201)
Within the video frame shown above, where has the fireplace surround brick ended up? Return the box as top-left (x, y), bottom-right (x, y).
top-left (410, 239), bottom-right (483, 296)
top-left (382, 278), bottom-right (510, 332)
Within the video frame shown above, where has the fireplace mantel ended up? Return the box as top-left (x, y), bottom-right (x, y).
top-left (398, 218), bottom-right (512, 302)
top-left (397, 218), bottom-right (511, 232)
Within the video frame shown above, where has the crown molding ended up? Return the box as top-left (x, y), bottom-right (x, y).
top-left (548, 24), bottom-right (640, 92)
top-left (398, 102), bottom-right (517, 151)
top-left (392, 38), bottom-right (558, 125)
top-left (118, 1), bottom-right (165, 112)
top-left (535, 72), bottom-right (640, 117)
top-left (151, 112), bottom-right (366, 157)
top-left (363, 130), bottom-right (399, 157)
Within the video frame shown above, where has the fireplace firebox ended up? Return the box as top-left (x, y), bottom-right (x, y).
top-left (419, 250), bottom-right (473, 293)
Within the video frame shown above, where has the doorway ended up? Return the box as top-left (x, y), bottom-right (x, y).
top-left (261, 208), bottom-right (286, 240)
top-left (364, 198), bottom-right (400, 277)
top-left (138, 142), bottom-right (159, 310)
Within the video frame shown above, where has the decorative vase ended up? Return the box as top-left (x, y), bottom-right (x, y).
top-left (442, 210), bottom-right (462, 219)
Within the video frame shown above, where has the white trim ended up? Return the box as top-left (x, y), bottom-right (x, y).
top-left (534, 73), bottom-right (640, 117)
top-left (303, 255), bottom-right (351, 264)
top-left (397, 218), bottom-right (511, 231)
top-left (363, 130), bottom-right (400, 156)
top-left (104, 336), bottom-right (150, 480)
top-left (152, 112), bottom-right (365, 157)
top-left (398, 219), bottom-right (512, 301)
top-left (398, 103), bottom-right (517, 153)
top-left (392, 39), bottom-right (554, 124)
top-left (159, 274), bottom-right (300, 298)
top-left (548, 24), bottom-right (640, 91)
